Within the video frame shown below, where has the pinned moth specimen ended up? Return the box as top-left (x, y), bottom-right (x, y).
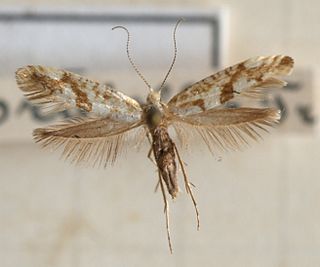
top-left (15, 19), bottom-right (294, 253)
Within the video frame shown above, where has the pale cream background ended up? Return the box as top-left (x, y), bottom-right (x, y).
top-left (1, 1), bottom-right (320, 267)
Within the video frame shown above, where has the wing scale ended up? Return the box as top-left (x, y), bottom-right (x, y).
top-left (16, 65), bottom-right (142, 122)
top-left (168, 55), bottom-right (294, 116)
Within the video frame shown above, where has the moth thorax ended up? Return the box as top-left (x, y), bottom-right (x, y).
top-left (145, 105), bottom-right (163, 128)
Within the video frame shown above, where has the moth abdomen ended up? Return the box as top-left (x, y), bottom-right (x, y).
top-left (151, 124), bottom-right (179, 199)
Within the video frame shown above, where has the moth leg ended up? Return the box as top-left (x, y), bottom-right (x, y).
top-left (153, 179), bottom-right (160, 193)
top-left (174, 144), bottom-right (200, 230)
top-left (146, 132), bottom-right (160, 192)
top-left (147, 146), bottom-right (157, 166)
top-left (147, 146), bottom-right (161, 192)
top-left (146, 131), bottom-right (156, 165)
top-left (158, 171), bottom-right (173, 254)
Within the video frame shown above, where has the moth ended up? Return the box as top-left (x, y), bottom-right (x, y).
top-left (15, 19), bottom-right (294, 253)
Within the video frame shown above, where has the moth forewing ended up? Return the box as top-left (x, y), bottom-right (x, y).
top-left (168, 55), bottom-right (294, 116)
top-left (15, 65), bottom-right (143, 120)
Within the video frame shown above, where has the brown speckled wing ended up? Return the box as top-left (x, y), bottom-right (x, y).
top-left (16, 65), bottom-right (142, 122)
top-left (168, 55), bottom-right (294, 116)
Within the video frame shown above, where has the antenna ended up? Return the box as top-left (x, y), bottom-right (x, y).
top-left (159, 18), bottom-right (184, 93)
top-left (112, 25), bottom-right (152, 91)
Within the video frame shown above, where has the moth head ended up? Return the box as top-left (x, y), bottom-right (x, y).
top-left (147, 89), bottom-right (161, 105)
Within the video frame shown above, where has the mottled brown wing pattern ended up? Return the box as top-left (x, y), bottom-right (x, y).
top-left (16, 65), bottom-right (142, 122)
top-left (34, 117), bottom-right (146, 167)
top-left (170, 108), bottom-right (280, 153)
top-left (167, 55), bottom-right (293, 153)
top-left (16, 65), bottom-right (147, 166)
top-left (168, 55), bottom-right (294, 116)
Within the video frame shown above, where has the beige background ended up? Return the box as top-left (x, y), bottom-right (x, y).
top-left (1, 1), bottom-right (320, 267)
